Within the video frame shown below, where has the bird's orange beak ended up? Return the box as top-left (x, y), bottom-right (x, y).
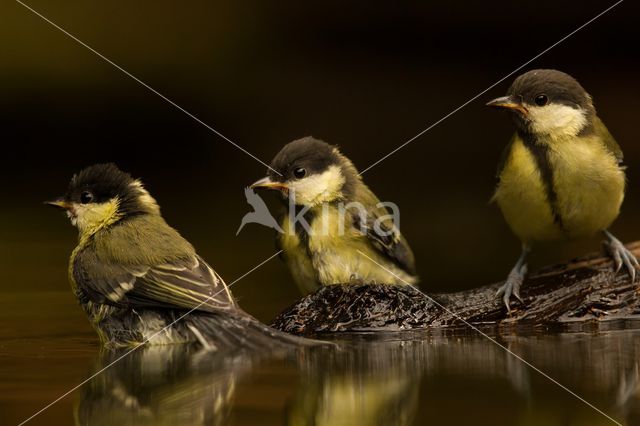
top-left (250, 177), bottom-right (289, 193)
top-left (486, 95), bottom-right (528, 115)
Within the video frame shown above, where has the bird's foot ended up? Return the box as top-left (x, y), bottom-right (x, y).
top-left (604, 234), bottom-right (639, 282)
top-left (496, 264), bottom-right (528, 313)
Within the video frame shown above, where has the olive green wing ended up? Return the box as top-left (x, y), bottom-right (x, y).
top-left (352, 186), bottom-right (417, 276)
top-left (362, 221), bottom-right (417, 276)
top-left (593, 116), bottom-right (624, 164)
top-left (73, 249), bottom-right (236, 313)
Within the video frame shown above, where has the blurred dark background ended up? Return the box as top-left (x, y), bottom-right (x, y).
top-left (1, 0), bottom-right (639, 321)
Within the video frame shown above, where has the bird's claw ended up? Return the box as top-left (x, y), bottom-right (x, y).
top-left (604, 236), bottom-right (639, 282)
top-left (496, 264), bottom-right (527, 313)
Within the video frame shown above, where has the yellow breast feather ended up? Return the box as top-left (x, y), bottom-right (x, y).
top-left (548, 133), bottom-right (625, 238)
top-left (493, 136), bottom-right (561, 243)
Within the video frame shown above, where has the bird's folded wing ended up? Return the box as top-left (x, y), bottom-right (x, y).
top-left (594, 116), bottom-right (624, 164)
top-left (73, 250), bottom-right (236, 312)
top-left (353, 201), bottom-right (417, 276)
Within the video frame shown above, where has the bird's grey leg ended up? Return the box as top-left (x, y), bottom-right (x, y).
top-left (496, 244), bottom-right (531, 312)
top-left (603, 230), bottom-right (639, 282)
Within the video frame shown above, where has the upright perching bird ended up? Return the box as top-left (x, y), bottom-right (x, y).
top-left (251, 137), bottom-right (417, 294)
top-left (487, 69), bottom-right (637, 310)
top-left (47, 163), bottom-right (314, 349)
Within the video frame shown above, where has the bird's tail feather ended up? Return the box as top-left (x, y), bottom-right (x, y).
top-left (185, 310), bottom-right (328, 352)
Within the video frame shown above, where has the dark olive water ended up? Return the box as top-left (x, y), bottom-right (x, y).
top-left (1, 292), bottom-right (638, 425)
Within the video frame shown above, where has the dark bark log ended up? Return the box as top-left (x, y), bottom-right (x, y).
top-left (271, 242), bottom-right (640, 335)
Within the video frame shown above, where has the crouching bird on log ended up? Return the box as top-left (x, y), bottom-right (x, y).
top-left (252, 137), bottom-right (418, 295)
top-left (47, 163), bottom-right (316, 350)
top-left (488, 69), bottom-right (638, 311)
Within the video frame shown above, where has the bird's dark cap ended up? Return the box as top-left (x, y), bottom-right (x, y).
top-left (67, 163), bottom-right (133, 201)
top-left (268, 136), bottom-right (341, 182)
top-left (64, 163), bottom-right (154, 216)
top-left (507, 69), bottom-right (592, 111)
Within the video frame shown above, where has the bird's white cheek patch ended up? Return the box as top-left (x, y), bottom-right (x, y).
top-left (70, 204), bottom-right (86, 228)
top-left (288, 165), bottom-right (345, 205)
top-left (528, 103), bottom-right (587, 137)
top-left (129, 180), bottom-right (160, 213)
top-left (73, 200), bottom-right (121, 233)
top-left (66, 208), bottom-right (78, 227)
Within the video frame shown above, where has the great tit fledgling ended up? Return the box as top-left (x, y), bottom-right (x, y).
top-left (47, 163), bottom-right (313, 349)
top-left (252, 137), bottom-right (418, 294)
top-left (488, 69), bottom-right (637, 310)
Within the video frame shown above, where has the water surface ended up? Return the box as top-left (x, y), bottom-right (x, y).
top-left (1, 292), bottom-right (637, 425)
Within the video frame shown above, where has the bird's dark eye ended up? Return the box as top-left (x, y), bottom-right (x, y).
top-left (534, 94), bottom-right (548, 106)
top-left (293, 167), bottom-right (306, 179)
top-left (80, 191), bottom-right (94, 204)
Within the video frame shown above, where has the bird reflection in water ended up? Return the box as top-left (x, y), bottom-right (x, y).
top-left (75, 344), bottom-right (254, 426)
top-left (285, 329), bottom-right (639, 426)
top-left (286, 336), bottom-right (423, 426)
top-left (286, 334), bottom-right (533, 426)
top-left (617, 362), bottom-right (640, 425)
top-left (74, 328), bottom-right (640, 425)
